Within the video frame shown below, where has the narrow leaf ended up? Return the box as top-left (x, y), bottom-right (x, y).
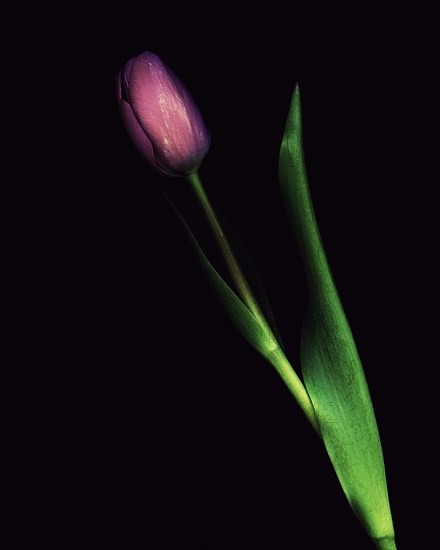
top-left (161, 192), bottom-right (278, 360)
top-left (219, 216), bottom-right (285, 351)
top-left (279, 85), bottom-right (395, 549)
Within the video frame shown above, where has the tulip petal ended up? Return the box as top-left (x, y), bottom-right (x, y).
top-left (117, 69), bottom-right (156, 167)
top-left (128, 52), bottom-right (210, 174)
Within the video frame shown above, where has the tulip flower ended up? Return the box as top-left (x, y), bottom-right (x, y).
top-left (117, 51), bottom-right (210, 176)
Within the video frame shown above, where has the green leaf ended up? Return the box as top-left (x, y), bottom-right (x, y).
top-left (218, 216), bottom-right (285, 351)
top-left (160, 191), bottom-right (278, 360)
top-left (279, 85), bottom-right (396, 549)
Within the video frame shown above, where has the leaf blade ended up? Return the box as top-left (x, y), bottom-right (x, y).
top-left (279, 85), bottom-right (395, 545)
top-left (161, 191), bottom-right (277, 360)
top-left (218, 216), bottom-right (285, 351)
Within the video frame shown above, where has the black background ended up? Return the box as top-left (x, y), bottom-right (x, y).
top-left (10, 3), bottom-right (438, 548)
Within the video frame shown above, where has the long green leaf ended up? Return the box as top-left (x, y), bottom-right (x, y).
top-left (161, 192), bottom-right (277, 360)
top-left (218, 216), bottom-right (285, 351)
top-left (279, 85), bottom-right (396, 549)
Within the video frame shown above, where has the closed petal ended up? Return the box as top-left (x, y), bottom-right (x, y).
top-left (116, 69), bottom-right (156, 167)
top-left (128, 52), bottom-right (210, 174)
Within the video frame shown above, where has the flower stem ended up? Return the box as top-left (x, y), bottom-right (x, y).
top-left (187, 171), bottom-right (319, 434)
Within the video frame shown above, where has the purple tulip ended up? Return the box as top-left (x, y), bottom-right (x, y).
top-left (117, 52), bottom-right (210, 176)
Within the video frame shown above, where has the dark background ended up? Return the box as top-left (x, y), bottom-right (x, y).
top-left (10, 3), bottom-right (437, 548)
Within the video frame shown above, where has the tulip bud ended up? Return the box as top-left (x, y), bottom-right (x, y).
top-left (117, 52), bottom-right (210, 176)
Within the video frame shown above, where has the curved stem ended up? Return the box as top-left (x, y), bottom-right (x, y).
top-left (187, 171), bottom-right (319, 435)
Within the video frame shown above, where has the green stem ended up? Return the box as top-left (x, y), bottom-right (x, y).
top-left (187, 171), bottom-right (319, 435)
